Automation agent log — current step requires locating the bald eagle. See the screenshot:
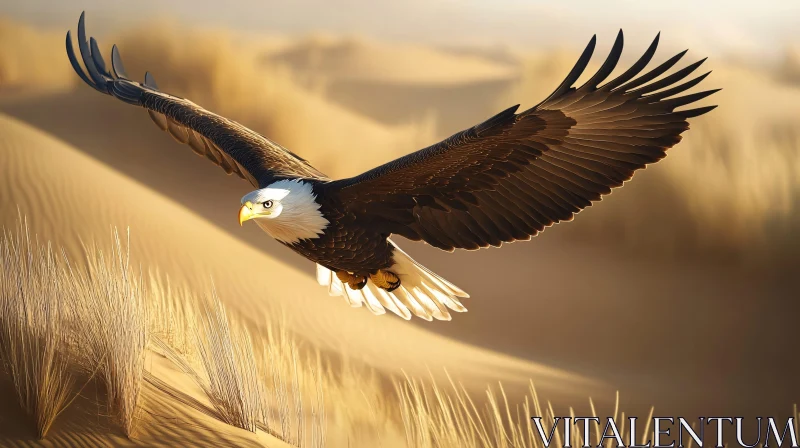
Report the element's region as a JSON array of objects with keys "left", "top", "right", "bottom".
[{"left": 66, "top": 13, "right": 718, "bottom": 321}]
